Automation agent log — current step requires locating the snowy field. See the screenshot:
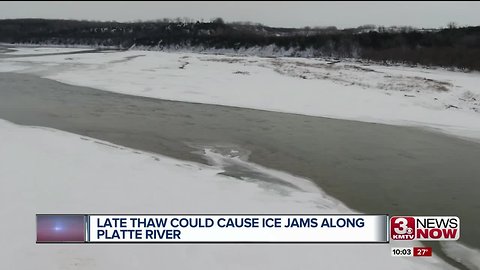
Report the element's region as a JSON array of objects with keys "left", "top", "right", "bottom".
[
  {"left": 0, "top": 119, "right": 454, "bottom": 269},
  {"left": 1, "top": 46, "right": 480, "bottom": 141}
]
